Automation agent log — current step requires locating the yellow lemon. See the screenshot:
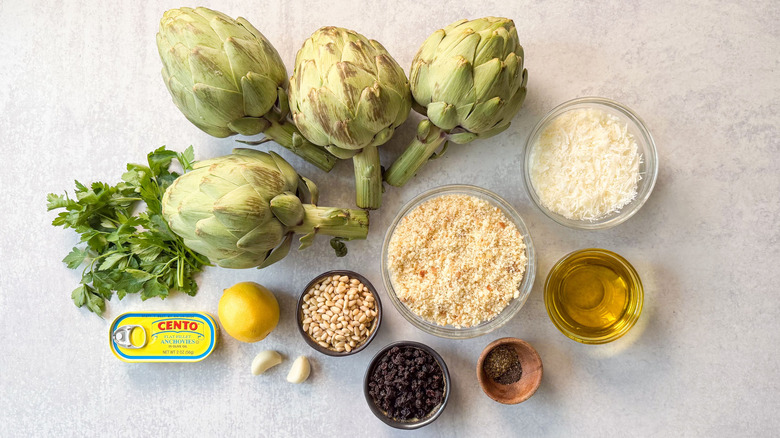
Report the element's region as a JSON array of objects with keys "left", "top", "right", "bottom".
[{"left": 218, "top": 282, "right": 280, "bottom": 343}]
